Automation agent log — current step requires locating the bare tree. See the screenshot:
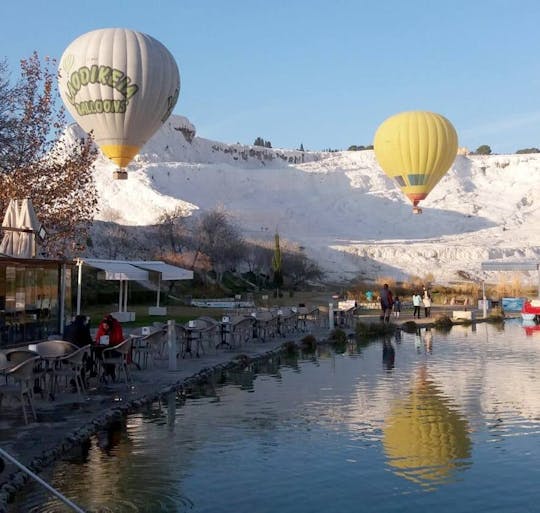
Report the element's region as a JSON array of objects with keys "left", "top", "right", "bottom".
[
  {"left": 0, "top": 53, "right": 97, "bottom": 257},
  {"left": 282, "top": 245, "right": 323, "bottom": 289},
  {"left": 155, "top": 205, "right": 190, "bottom": 255},
  {"left": 191, "top": 209, "right": 246, "bottom": 283}
]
